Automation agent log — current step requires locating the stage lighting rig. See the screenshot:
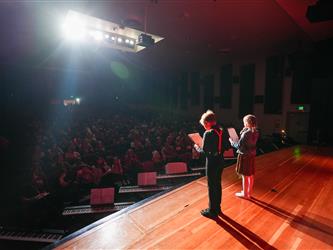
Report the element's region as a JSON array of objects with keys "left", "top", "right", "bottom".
[
  {"left": 137, "top": 33, "right": 155, "bottom": 47},
  {"left": 62, "top": 10, "right": 164, "bottom": 53}
]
